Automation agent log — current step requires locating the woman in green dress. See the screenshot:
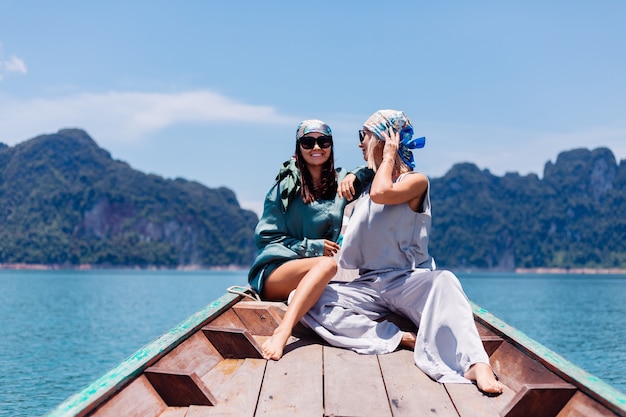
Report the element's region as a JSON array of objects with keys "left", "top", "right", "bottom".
[{"left": 248, "top": 119, "right": 373, "bottom": 360}]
